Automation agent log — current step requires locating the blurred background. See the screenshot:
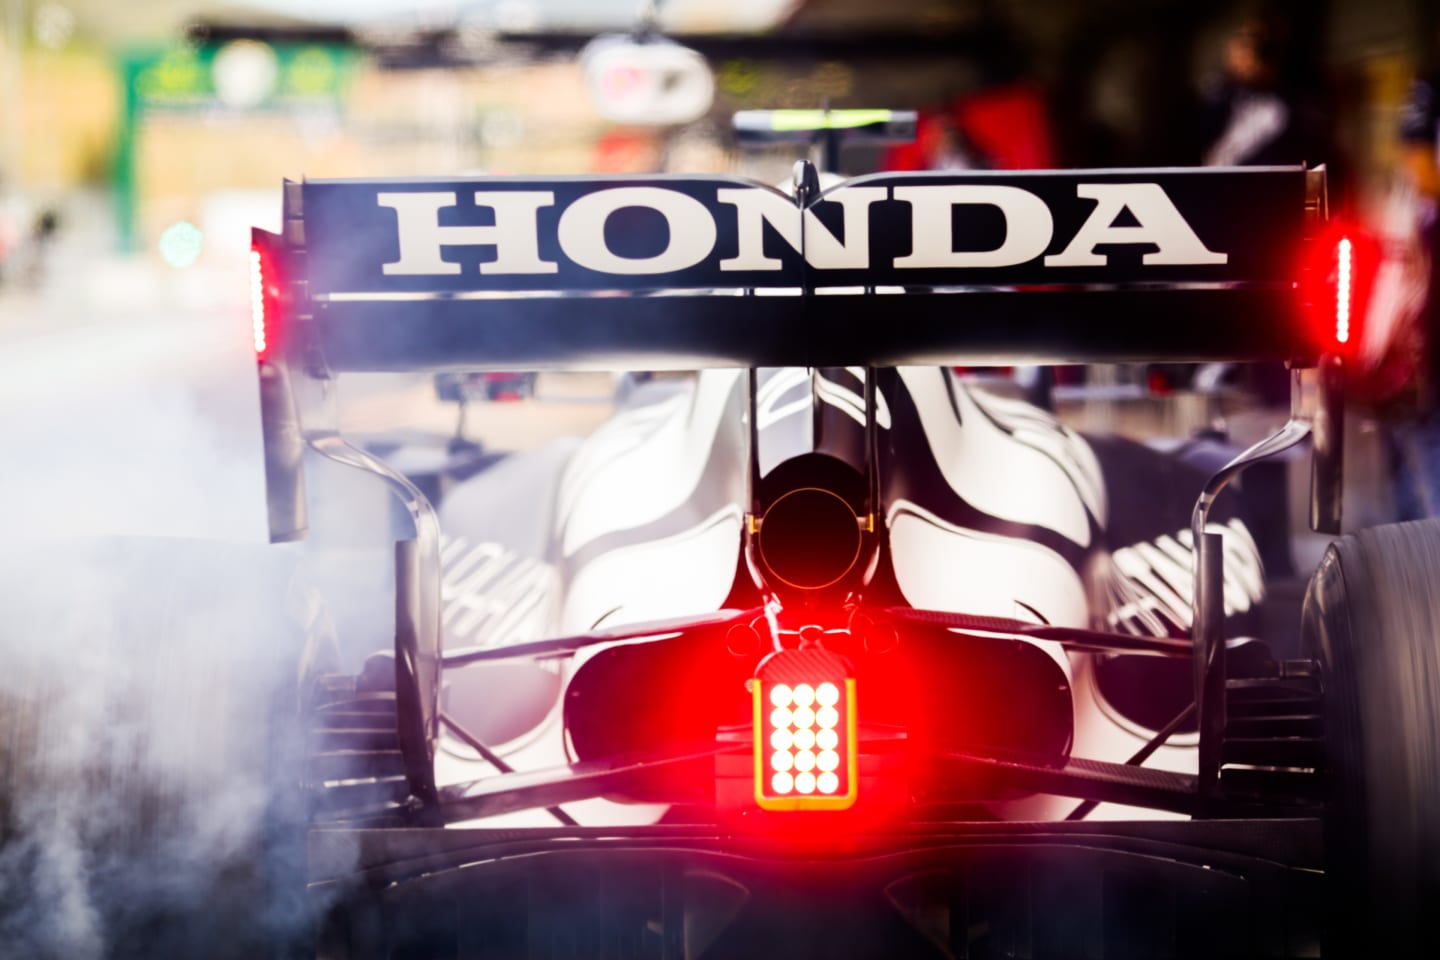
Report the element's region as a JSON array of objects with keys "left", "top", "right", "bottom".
[
  {"left": 0, "top": 2, "right": 1435, "bottom": 955},
  {"left": 0, "top": 0, "right": 1428, "bottom": 539},
  {"left": 0, "top": 0, "right": 1430, "bottom": 312}
]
